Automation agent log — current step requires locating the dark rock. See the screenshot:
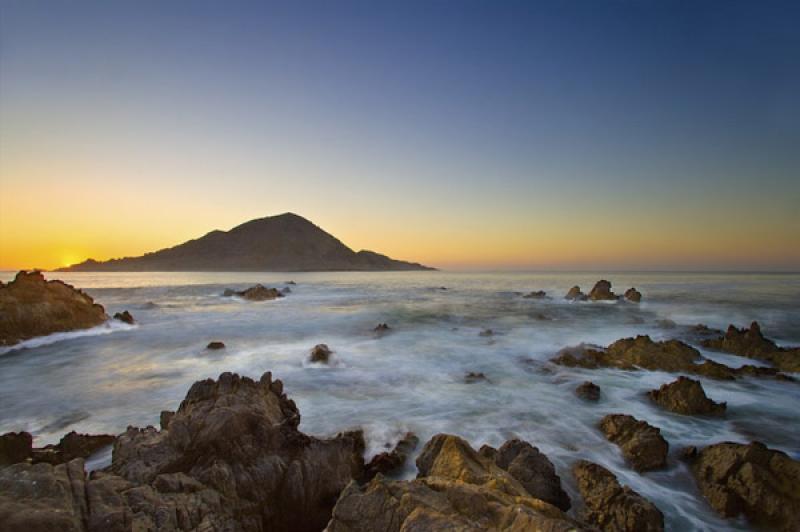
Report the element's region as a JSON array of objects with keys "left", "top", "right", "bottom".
[
  {"left": 239, "top": 284, "right": 283, "bottom": 301},
  {"left": 222, "top": 288, "right": 236, "bottom": 297},
  {"left": 373, "top": 323, "right": 390, "bottom": 332},
  {"left": 0, "top": 432, "right": 32, "bottom": 466},
  {"left": 599, "top": 414, "right": 668, "bottom": 472},
  {"left": 112, "top": 310, "right": 135, "bottom": 324},
  {"left": 159, "top": 410, "right": 174, "bottom": 431},
  {"left": 565, "top": 285, "right": 587, "bottom": 301},
  {"left": 363, "top": 433, "right": 419, "bottom": 481},
  {"left": 647, "top": 377, "right": 726, "bottom": 415},
  {"left": 702, "top": 321, "right": 800, "bottom": 373},
  {"left": 624, "top": 287, "right": 642, "bottom": 302},
  {"left": 479, "top": 328, "right": 494, "bottom": 337},
  {"left": 309, "top": 343, "right": 332, "bottom": 363},
  {"left": 589, "top": 280, "right": 617, "bottom": 301},
  {"left": 281, "top": 286, "right": 292, "bottom": 294},
  {"left": 523, "top": 290, "right": 548, "bottom": 299},
  {"left": 687, "top": 441, "right": 800, "bottom": 531},
  {"left": 286, "top": 281, "right": 296, "bottom": 285},
  {"left": 0, "top": 271, "right": 108, "bottom": 346},
  {"left": 464, "top": 371, "right": 487, "bottom": 383},
  {"left": 206, "top": 341, "right": 225, "bottom": 350},
  {"left": 573, "top": 459, "right": 664, "bottom": 531},
  {"left": 31, "top": 432, "right": 115, "bottom": 465},
  {"left": 575, "top": 381, "right": 601, "bottom": 401}
]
